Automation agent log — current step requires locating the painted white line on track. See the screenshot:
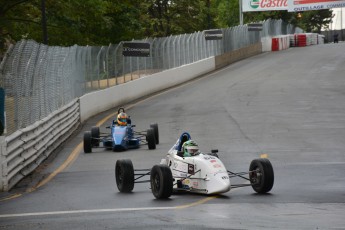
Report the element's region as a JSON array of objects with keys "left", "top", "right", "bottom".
[
  {"left": 0, "top": 207, "right": 176, "bottom": 218},
  {"left": 0, "top": 196, "right": 219, "bottom": 218}
]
